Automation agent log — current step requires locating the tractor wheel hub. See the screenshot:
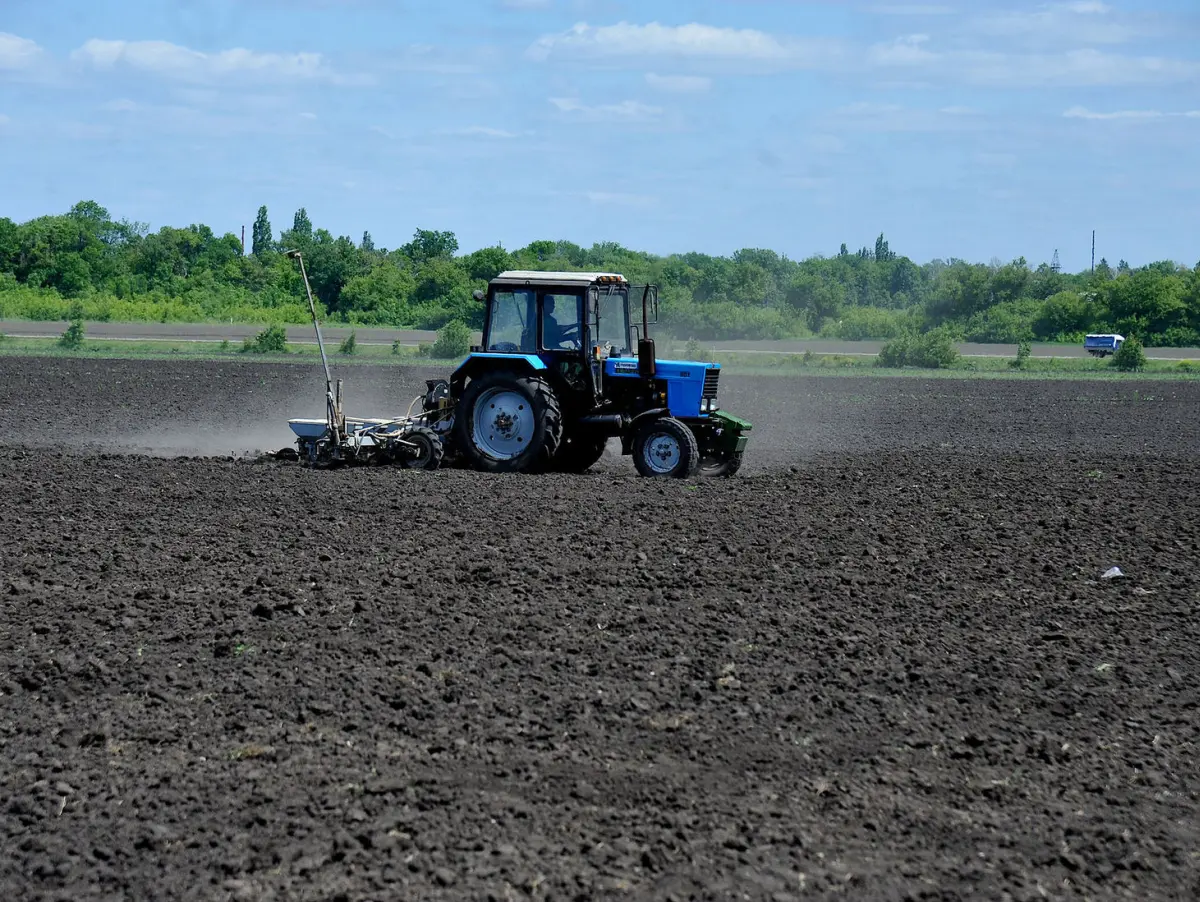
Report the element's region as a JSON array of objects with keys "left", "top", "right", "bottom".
[{"left": 473, "top": 388, "right": 532, "bottom": 460}]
